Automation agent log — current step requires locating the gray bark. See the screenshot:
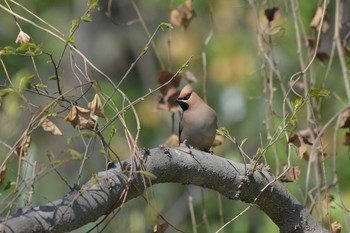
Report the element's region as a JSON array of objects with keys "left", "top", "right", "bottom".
[{"left": 0, "top": 147, "right": 328, "bottom": 233}]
